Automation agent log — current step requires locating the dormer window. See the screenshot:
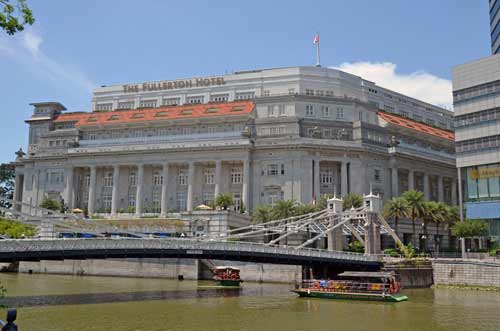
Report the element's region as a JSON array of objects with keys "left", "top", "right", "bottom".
[
  {"left": 108, "top": 114, "right": 120, "bottom": 121},
  {"left": 155, "top": 111, "right": 169, "bottom": 117},
  {"left": 131, "top": 113, "right": 145, "bottom": 119}
]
